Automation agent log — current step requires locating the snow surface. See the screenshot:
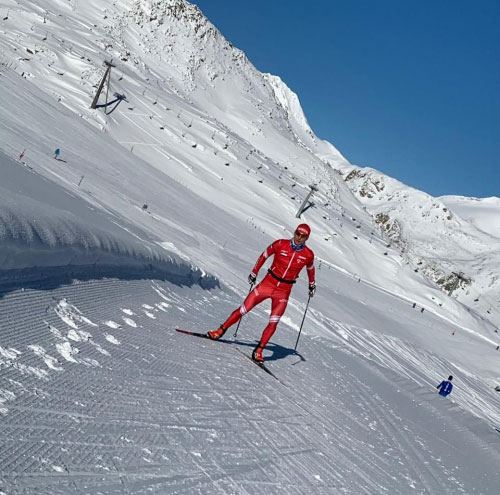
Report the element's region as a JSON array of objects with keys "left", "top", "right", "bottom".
[
  {"left": 0, "top": 0, "right": 499, "bottom": 493},
  {"left": 440, "top": 195, "right": 500, "bottom": 240},
  {"left": 339, "top": 166, "right": 500, "bottom": 327}
]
